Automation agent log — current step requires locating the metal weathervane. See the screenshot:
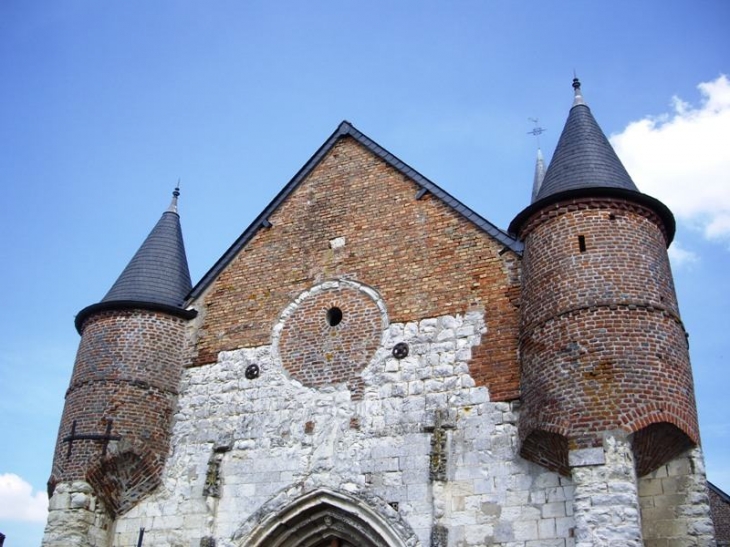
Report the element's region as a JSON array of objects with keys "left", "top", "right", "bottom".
[{"left": 527, "top": 117, "right": 546, "bottom": 146}]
